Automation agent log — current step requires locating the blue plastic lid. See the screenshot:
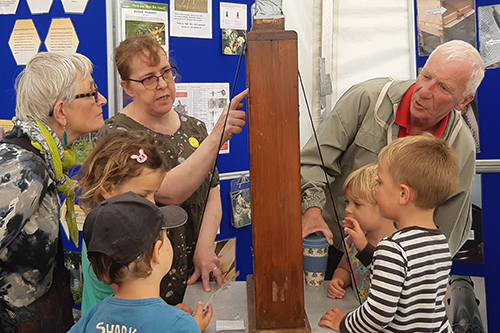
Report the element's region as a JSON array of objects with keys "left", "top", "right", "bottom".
[{"left": 303, "top": 234, "right": 329, "bottom": 249}]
